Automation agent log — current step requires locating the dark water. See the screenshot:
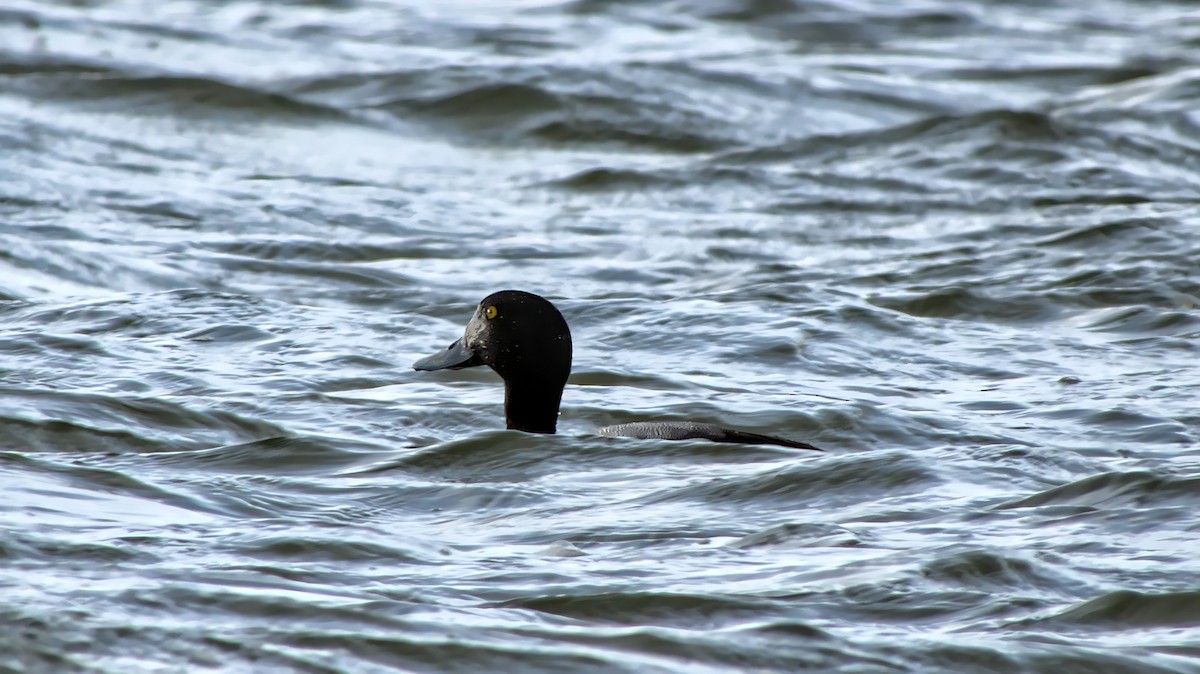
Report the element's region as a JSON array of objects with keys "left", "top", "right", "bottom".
[{"left": 2, "top": 0, "right": 1200, "bottom": 672}]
